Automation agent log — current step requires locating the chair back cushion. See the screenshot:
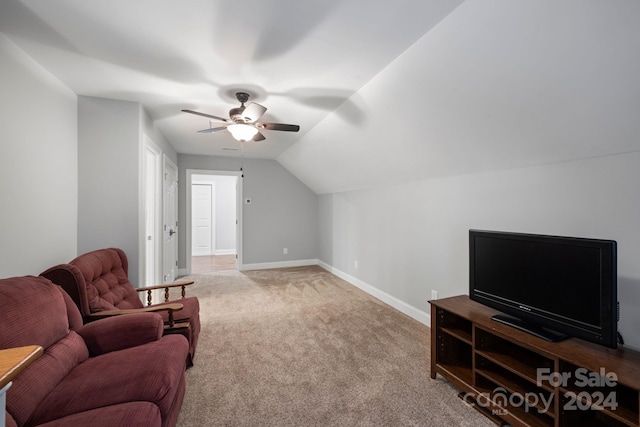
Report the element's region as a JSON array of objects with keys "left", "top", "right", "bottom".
[
  {"left": 40, "top": 263, "right": 92, "bottom": 318},
  {"left": 70, "top": 248, "right": 143, "bottom": 311},
  {"left": 0, "top": 276, "right": 70, "bottom": 349},
  {"left": 0, "top": 276, "right": 89, "bottom": 426}
]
